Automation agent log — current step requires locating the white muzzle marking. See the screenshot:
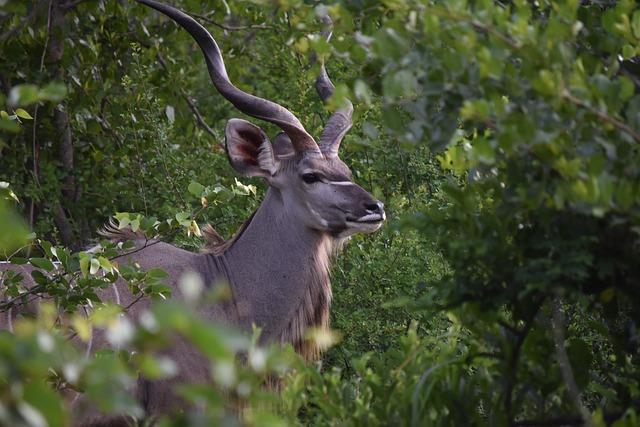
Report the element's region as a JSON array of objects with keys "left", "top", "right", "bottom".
[{"left": 356, "top": 213, "right": 385, "bottom": 222}]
